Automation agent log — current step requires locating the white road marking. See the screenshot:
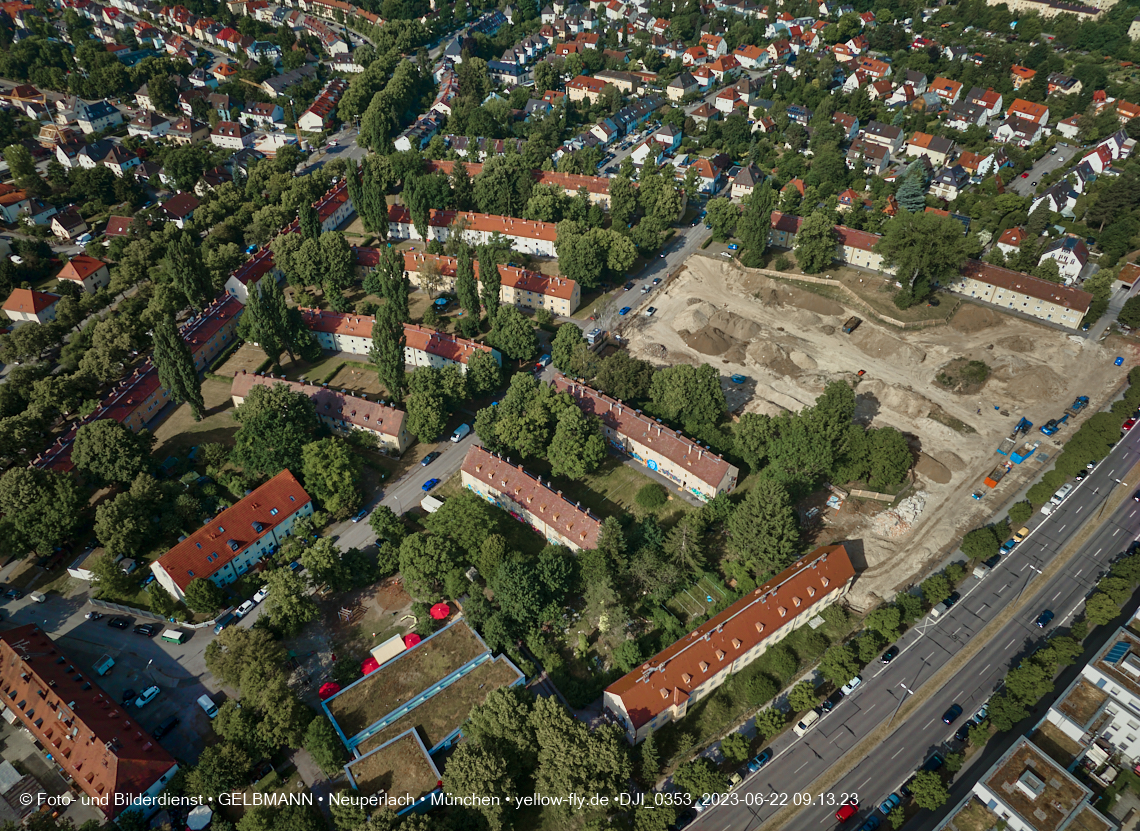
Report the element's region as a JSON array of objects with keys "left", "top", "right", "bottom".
[
  {"left": 1059, "top": 524, "right": 1067, "bottom": 531},
  {"left": 1116, "top": 528, "right": 1123, "bottom": 536},
  {"left": 891, "top": 747, "right": 904, "bottom": 759},
  {"left": 796, "top": 759, "right": 811, "bottom": 774},
  {"left": 1076, "top": 568, "right": 1083, "bottom": 577},
  {"left": 1096, "top": 548, "right": 1104, "bottom": 556},
  {"left": 1053, "top": 590, "right": 1062, "bottom": 600},
  {"left": 1006, "top": 638, "right": 1016, "bottom": 648},
  {"left": 925, "top": 719, "right": 936, "bottom": 729},
  {"left": 980, "top": 664, "right": 990, "bottom": 675},
  {"left": 1076, "top": 505, "right": 1084, "bottom": 513}
]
